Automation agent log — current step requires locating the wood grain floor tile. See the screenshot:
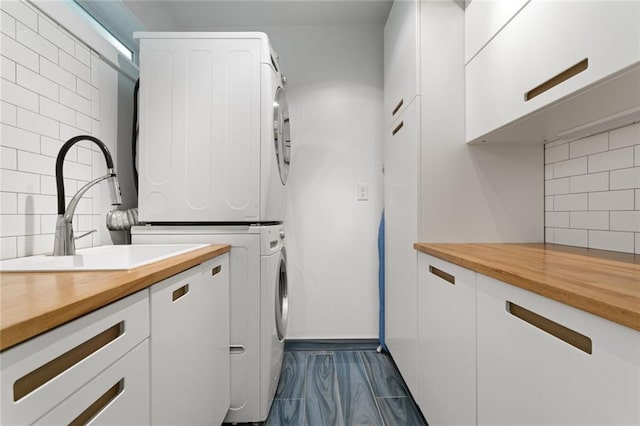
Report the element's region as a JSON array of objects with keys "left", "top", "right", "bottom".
[
  {"left": 335, "top": 351, "right": 384, "bottom": 426},
  {"left": 361, "top": 351, "right": 409, "bottom": 398},
  {"left": 275, "top": 351, "right": 306, "bottom": 399},
  {"left": 305, "top": 353, "right": 345, "bottom": 426}
]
